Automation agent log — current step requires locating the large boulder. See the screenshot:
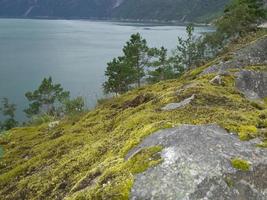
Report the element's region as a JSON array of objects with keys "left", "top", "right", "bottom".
[
  {"left": 127, "top": 125, "right": 267, "bottom": 200},
  {"left": 236, "top": 70, "right": 267, "bottom": 100}
]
